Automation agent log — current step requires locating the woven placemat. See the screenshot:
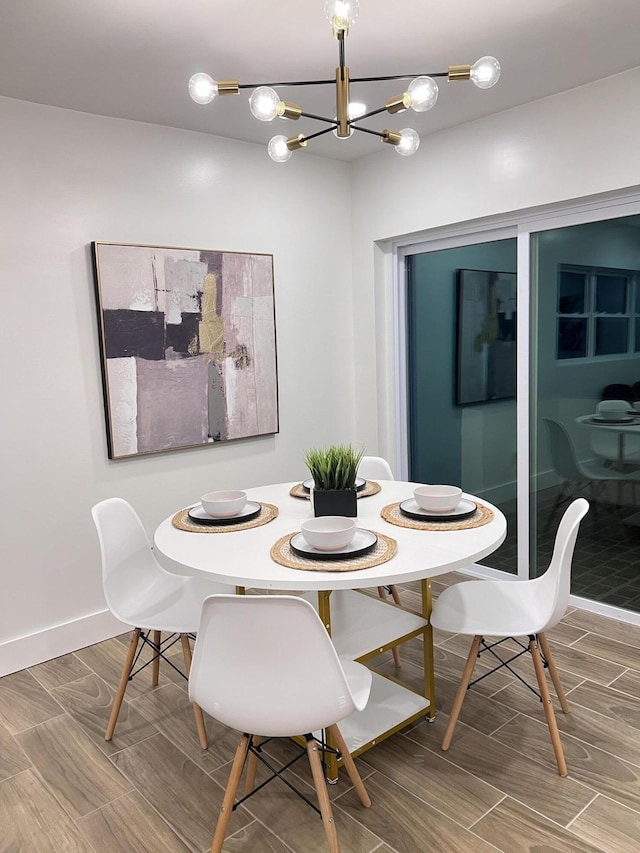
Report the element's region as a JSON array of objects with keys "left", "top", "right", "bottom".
[
  {"left": 270, "top": 530, "right": 397, "bottom": 572},
  {"left": 172, "top": 503, "right": 279, "bottom": 533},
  {"left": 381, "top": 502, "right": 494, "bottom": 531},
  {"left": 289, "top": 480, "right": 382, "bottom": 500}
]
